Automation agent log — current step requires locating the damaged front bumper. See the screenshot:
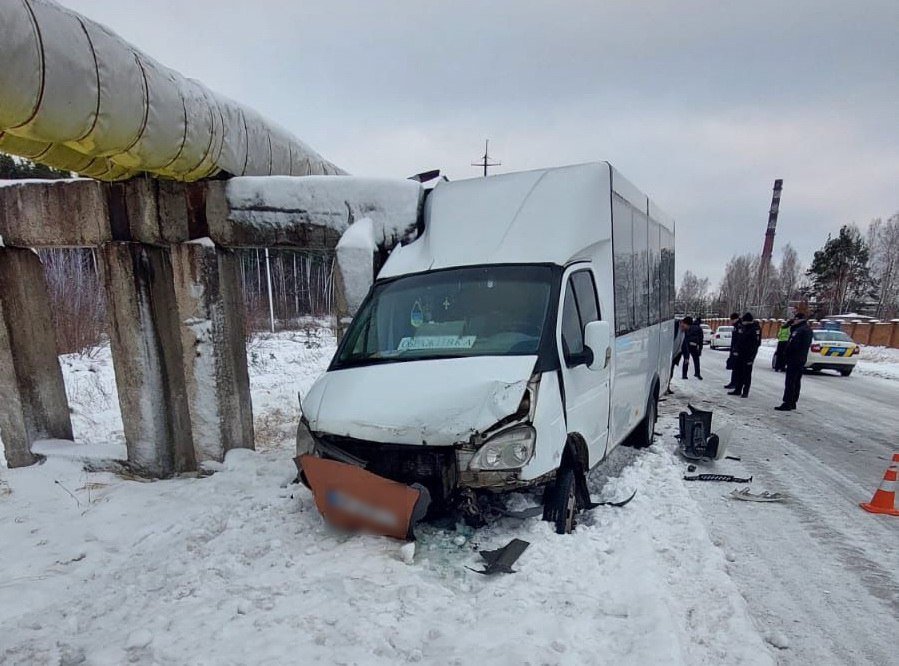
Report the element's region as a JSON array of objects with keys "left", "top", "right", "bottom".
[
  {"left": 307, "top": 431, "right": 550, "bottom": 511},
  {"left": 300, "top": 373, "right": 551, "bottom": 516}
]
